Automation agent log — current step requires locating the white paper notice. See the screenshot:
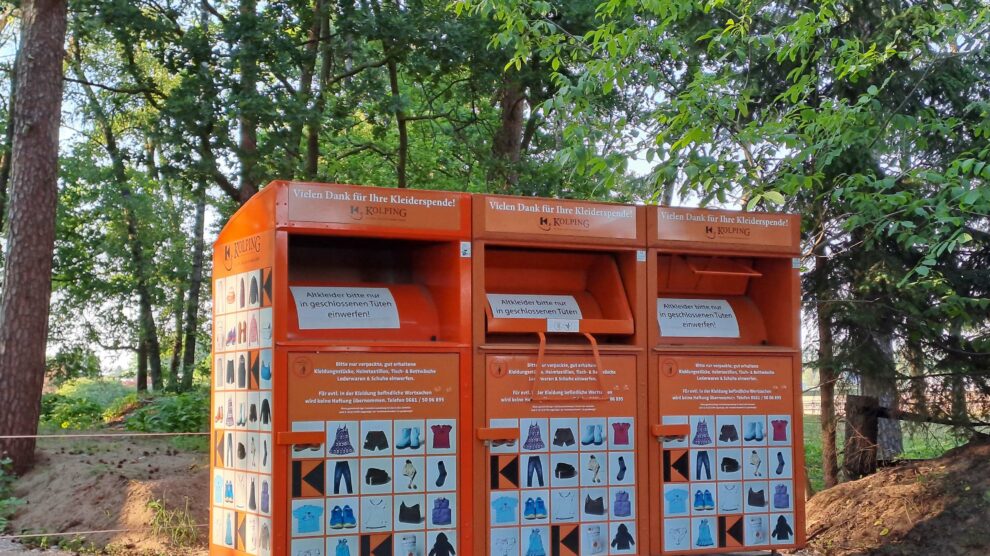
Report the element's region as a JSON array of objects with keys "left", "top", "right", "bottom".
[
  {"left": 290, "top": 286, "right": 400, "bottom": 329},
  {"left": 487, "top": 294, "right": 583, "bottom": 320},
  {"left": 657, "top": 298, "right": 740, "bottom": 338}
]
